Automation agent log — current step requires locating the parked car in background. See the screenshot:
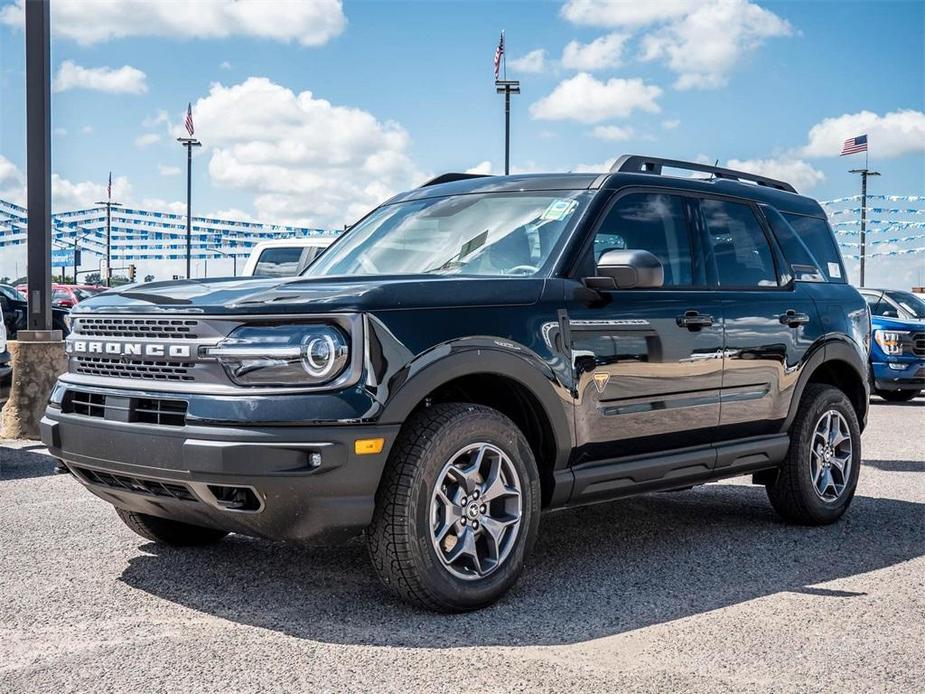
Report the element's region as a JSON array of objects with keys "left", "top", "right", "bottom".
[
  {"left": 14, "top": 283, "right": 92, "bottom": 309},
  {"left": 0, "top": 284, "right": 70, "bottom": 339},
  {"left": 861, "top": 288, "right": 925, "bottom": 402},
  {"left": 242, "top": 238, "right": 335, "bottom": 277},
  {"left": 77, "top": 285, "right": 108, "bottom": 297},
  {"left": 0, "top": 303, "right": 10, "bottom": 407}
]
